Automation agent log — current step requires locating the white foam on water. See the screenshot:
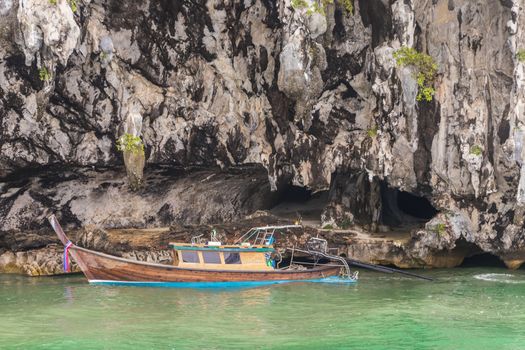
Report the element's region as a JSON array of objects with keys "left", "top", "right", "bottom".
[{"left": 474, "top": 273, "right": 525, "bottom": 284}]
